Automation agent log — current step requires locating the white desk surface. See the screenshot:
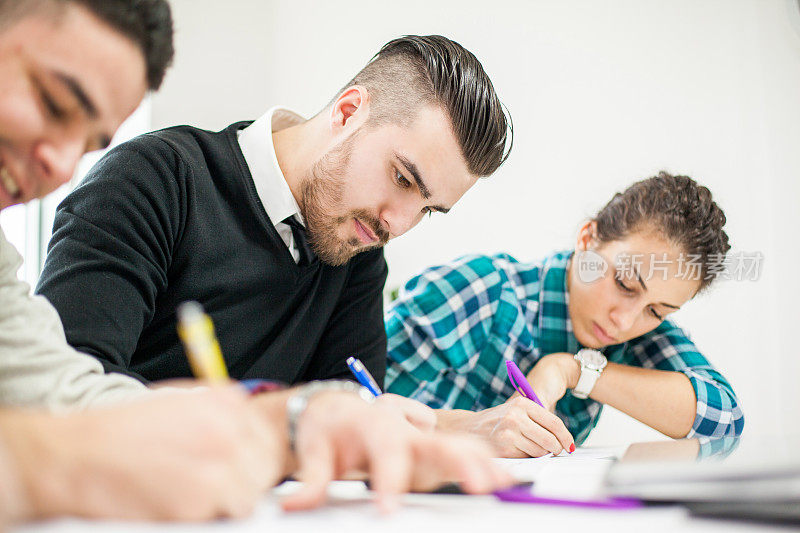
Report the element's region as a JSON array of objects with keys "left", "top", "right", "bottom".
[{"left": 14, "top": 446, "right": 789, "bottom": 533}]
